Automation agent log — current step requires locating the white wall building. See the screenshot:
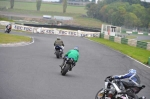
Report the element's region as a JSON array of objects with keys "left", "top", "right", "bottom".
[
  {"left": 42, "top": 0, "right": 59, "bottom": 2},
  {"left": 141, "top": 0, "right": 150, "bottom": 2}
]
